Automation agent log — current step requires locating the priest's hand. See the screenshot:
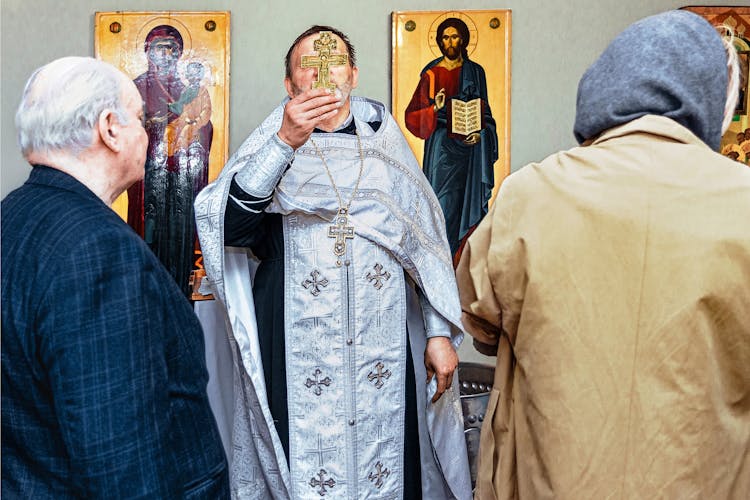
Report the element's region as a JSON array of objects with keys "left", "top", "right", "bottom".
[
  {"left": 425, "top": 336, "right": 458, "bottom": 403},
  {"left": 278, "top": 88, "right": 342, "bottom": 149}
]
